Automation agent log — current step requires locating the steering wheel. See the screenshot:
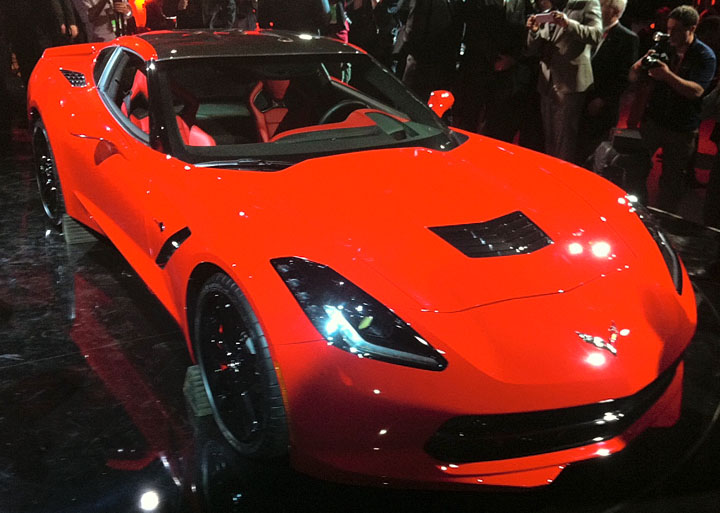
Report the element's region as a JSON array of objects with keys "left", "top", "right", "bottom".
[{"left": 318, "top": 100, "right": 368, "bottom": 124}]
